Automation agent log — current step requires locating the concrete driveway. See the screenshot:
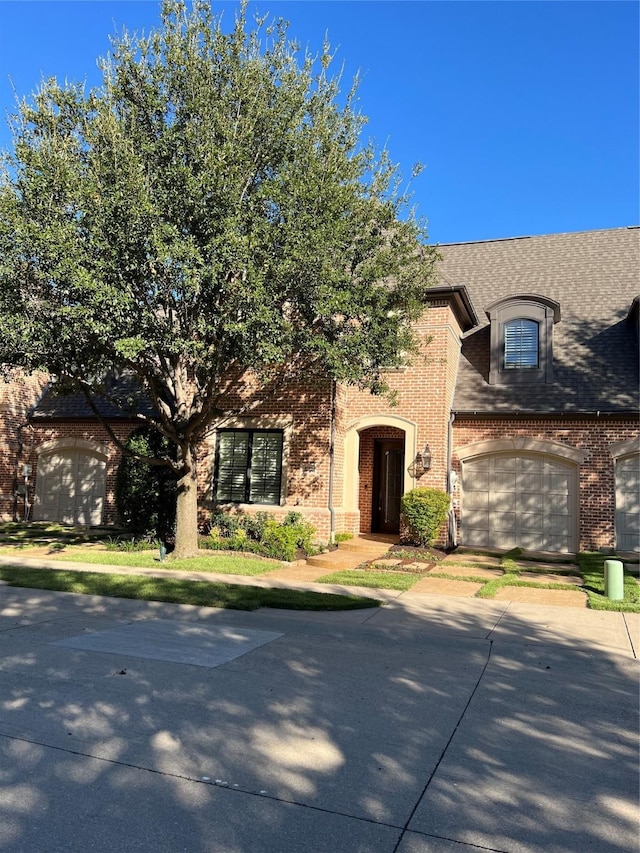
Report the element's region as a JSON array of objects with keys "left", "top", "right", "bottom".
[{"left": 0, "top": 587, "right": 638, "bottom": 852}]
